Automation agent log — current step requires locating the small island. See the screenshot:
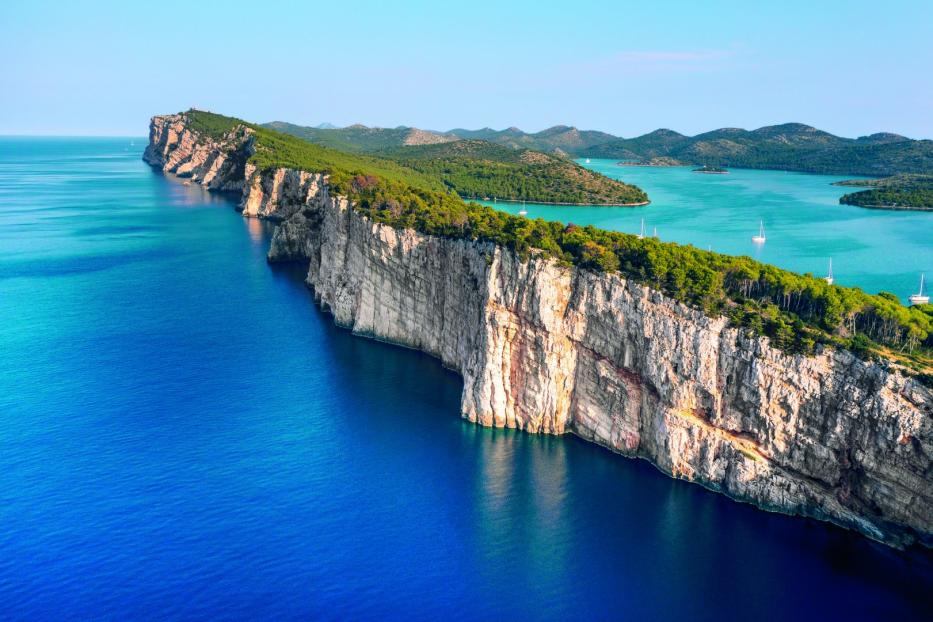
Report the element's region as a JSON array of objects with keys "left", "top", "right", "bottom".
[
  {"left": 618, "top": 156, "right": 685, "bottom": 167},
  {"left": 693, "top": 165, "right": 729, "bottom": 174},
  {"left": 834, "top": 174, "right": 933, "bottom": 211}
]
